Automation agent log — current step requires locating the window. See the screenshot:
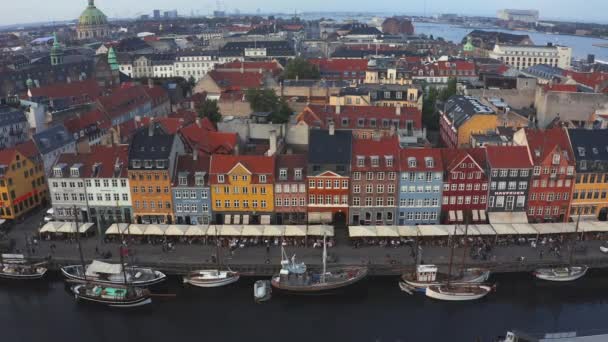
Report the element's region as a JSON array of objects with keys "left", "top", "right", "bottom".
[
  {"left": 519, "top": 182, "right": 527, "bottom": 190},
  {"left": 279, "top": 169, "right": 287, "bottom": 180},
  {"left": 353, "top": 172, "right": 361, "bottom": 181},
  {"left": 356, "top": 156, "right": 365, "bottom": 167},
  {"left": 533, "top": 166, "right": 541, "bottom": 176},
  {"left": 371, "top": 157, "right": 379, "bottom": 167},
  {"left": 218, "top": 175, "right": 225, "bottom": 183},
  {"left": 366, "top": 172, "right": 373, "bottom": 181},
  {"left": 408, "top": 158, "right": 416, "bottom": 168},
  {"left": 259, "top": 175, "right": 267, "bottom": 183},
  {"left": 309, "top": 180, "right": 315, "bottom": 188},
  {"left": 509, "top": 170, "right": 518, "bottom": 177},
  {"left": 353, "top": 197, "right": 360, "bottom": 206}
]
